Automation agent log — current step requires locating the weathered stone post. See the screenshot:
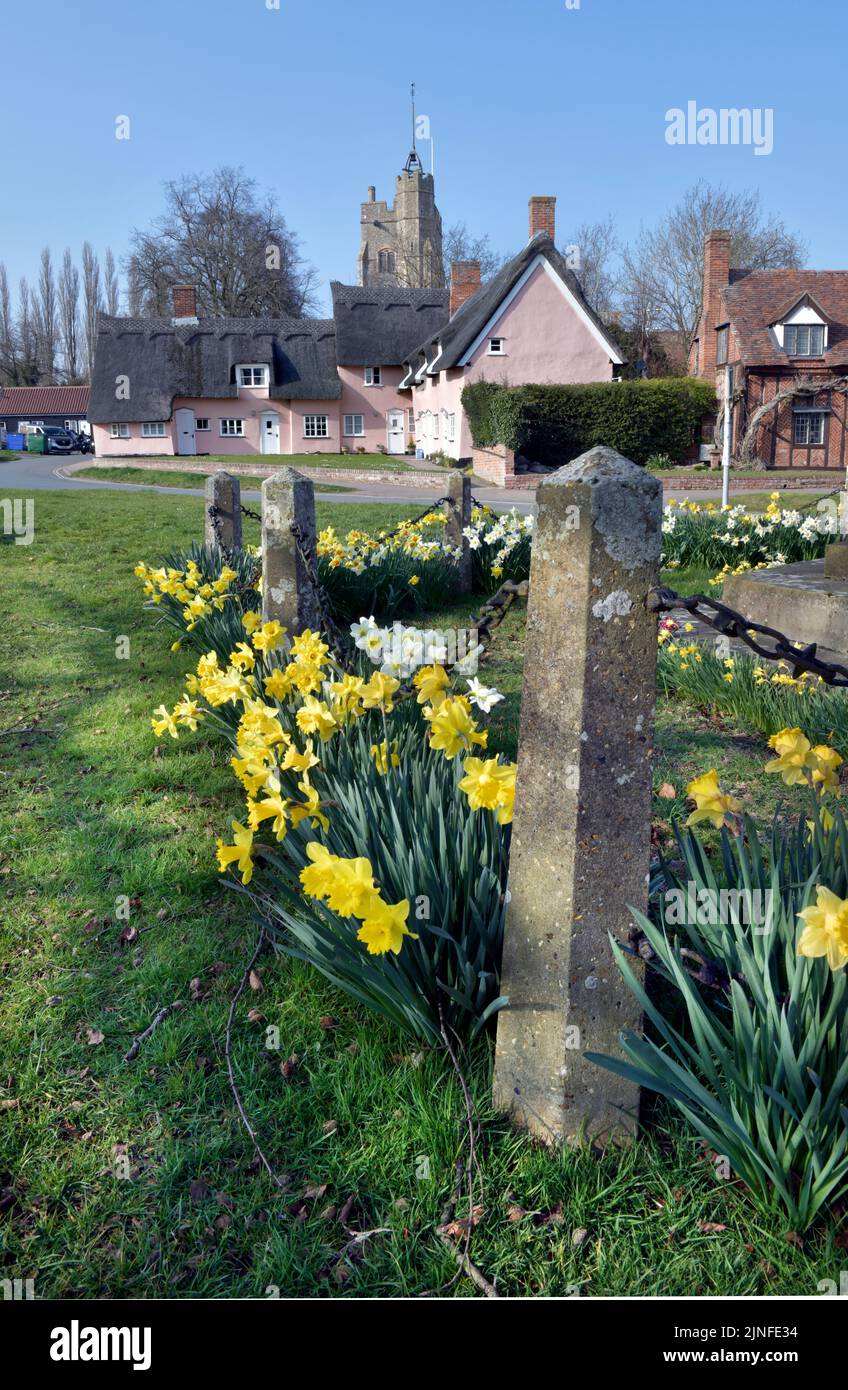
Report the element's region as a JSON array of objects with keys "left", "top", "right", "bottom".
[
  {"left": 205, "top": 471, "right": 242, "bottom": 552},
  {"left": 261, "top": 467, "right": 323, "bottom": 632},
  {"left": 444, "top": 469, "right": 472, "bottom": 595},
  {"left": 493, "top": 446, "right": 662, "bottom": 1145}
]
